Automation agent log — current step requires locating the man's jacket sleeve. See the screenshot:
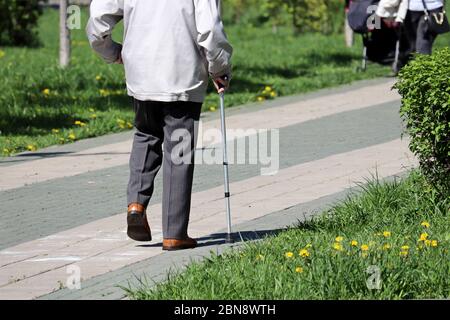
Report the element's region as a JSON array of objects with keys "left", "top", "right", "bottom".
[
  {"left": 195, "top": 0, "right": 233, "bottom": 78},
  {"left": 86, "top": 0, "right": 124, "bottom": 63}
]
